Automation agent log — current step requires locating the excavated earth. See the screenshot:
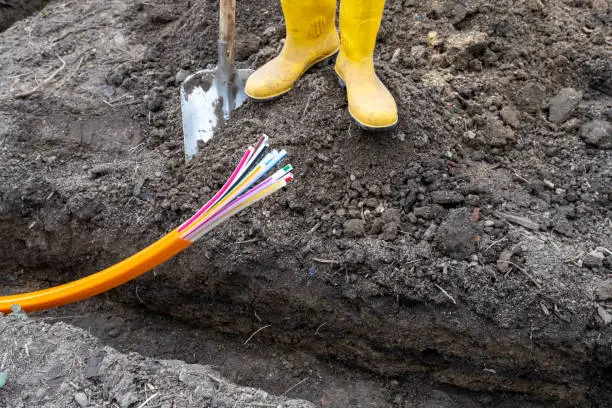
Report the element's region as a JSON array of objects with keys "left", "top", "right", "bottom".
[{"left": 1, "top": 0, "right": 611, "bottom": 407}]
